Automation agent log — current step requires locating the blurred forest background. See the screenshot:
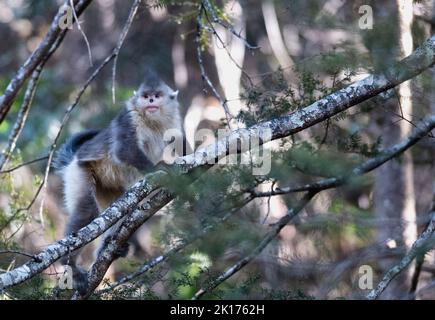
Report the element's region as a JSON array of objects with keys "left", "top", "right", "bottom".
[{"left": 0, "top": 0, "right": 435, "bottom": 300}]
